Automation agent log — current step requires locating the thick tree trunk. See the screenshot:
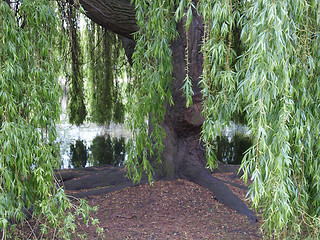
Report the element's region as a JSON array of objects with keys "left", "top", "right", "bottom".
[
  {"left": 156, "top": 13, "right": 256, "bottom": 224},
  {"left": 77, "top": 0, "right": 256, "bottom": 224}
]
